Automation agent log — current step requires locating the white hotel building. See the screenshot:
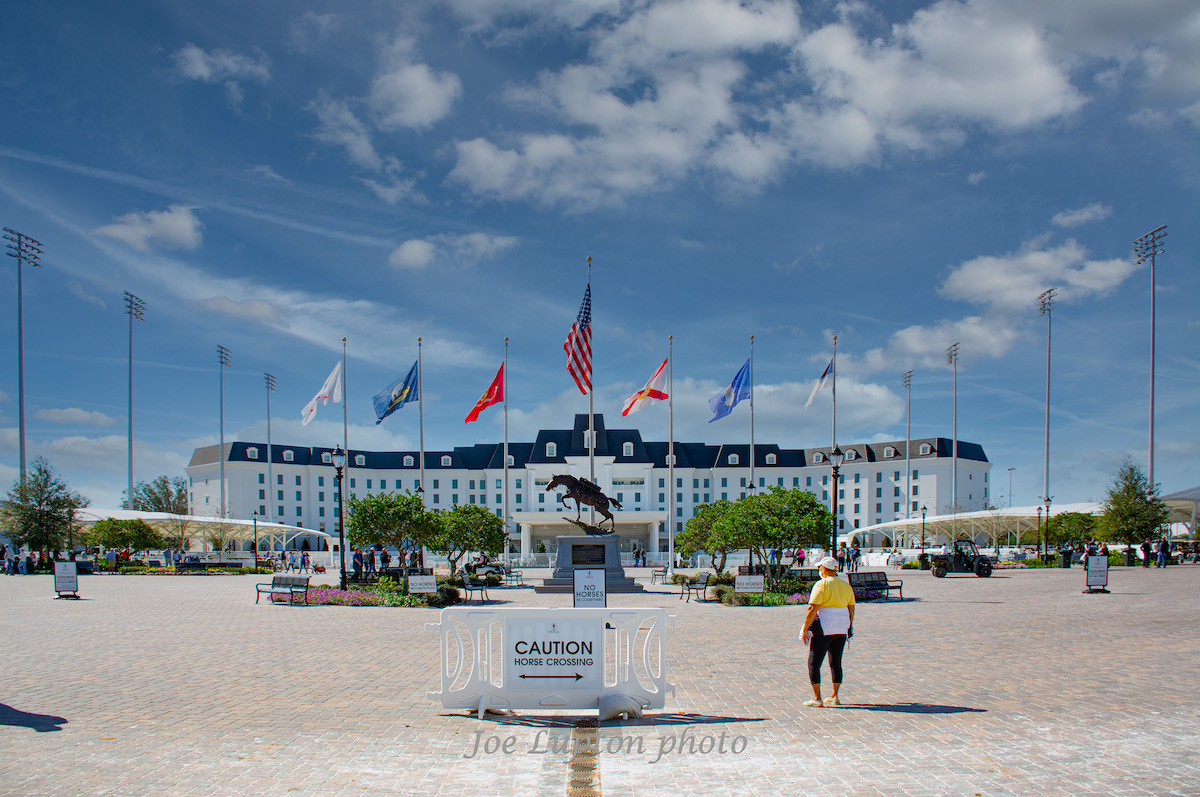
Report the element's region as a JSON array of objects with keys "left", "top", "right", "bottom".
[{"left": 186, "top": 413, "right": 991, "bottom": 557}]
